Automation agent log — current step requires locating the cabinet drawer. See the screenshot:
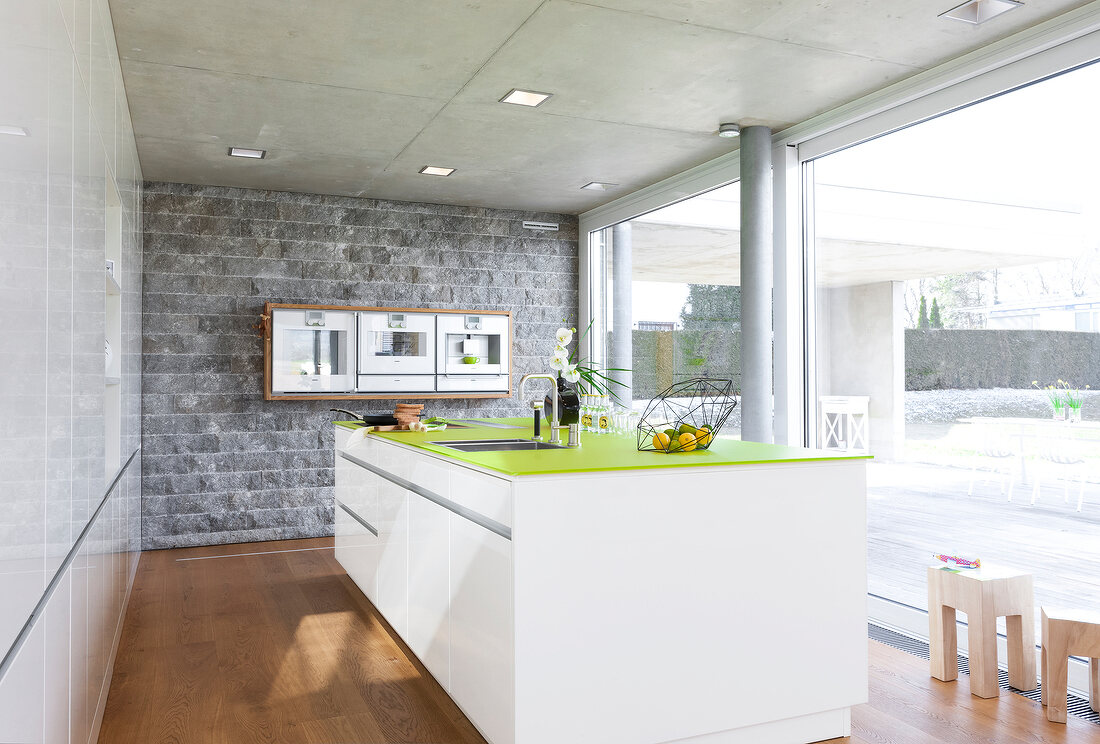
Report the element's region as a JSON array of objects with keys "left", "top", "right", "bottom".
[
  {"left": 448, "top": 467, "right": 512, "bottom": 530},
  {"left": 436, "top": 374, "right": 508, "bottom": 392},
  {"left": 357, "top": 374, "right": 435, "bottom": 393},
  {"left": 335, "top": 505, "right": 379, "bottom": 602}
]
